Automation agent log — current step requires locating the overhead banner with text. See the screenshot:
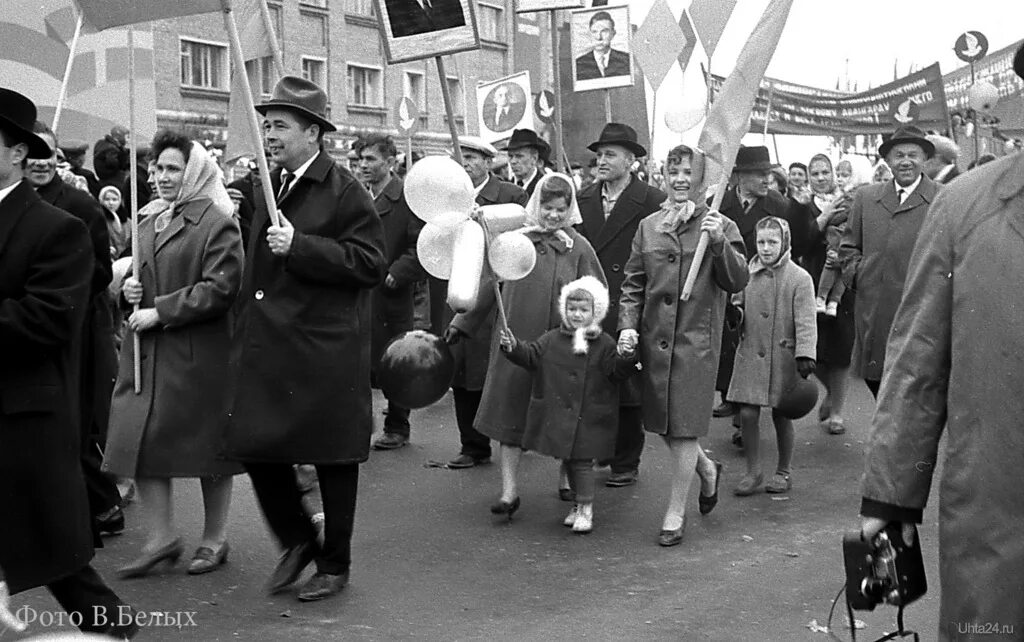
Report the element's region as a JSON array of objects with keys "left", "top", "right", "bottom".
[{"left": 709, "top": 63, "right": 950, "bottom": 136}]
